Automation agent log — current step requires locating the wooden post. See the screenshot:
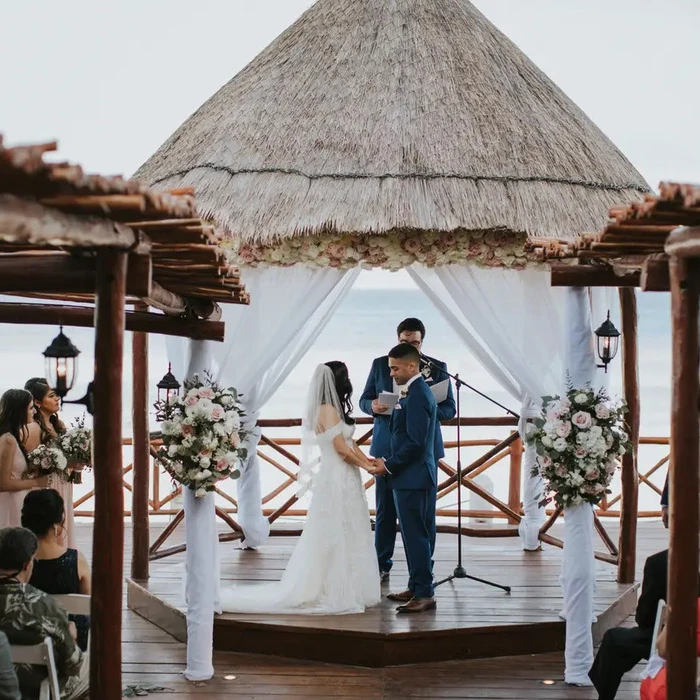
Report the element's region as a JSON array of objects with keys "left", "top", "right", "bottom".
[
  {"left": 131, "top": 301, "right": 150, "bottom": 580},
  {"left": 617, "top": 288, "right": 640, "bottom": 583},
  {"left": 507, "top": 433, "right": 523, "bottom": 525},
  {"left": 90, "top": 250, "right": 127, "bottom": 700},
  {"left": 666, "top": 256, "right": 700, "bottom": 699}
]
